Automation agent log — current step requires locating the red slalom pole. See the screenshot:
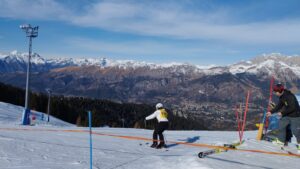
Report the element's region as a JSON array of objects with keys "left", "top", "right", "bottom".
[
  {"left": 241, "top": 90, "right": 250, "bottom": 140},
  {"left": 235, "top": 105, "right": 242, "bottom": 144}
]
